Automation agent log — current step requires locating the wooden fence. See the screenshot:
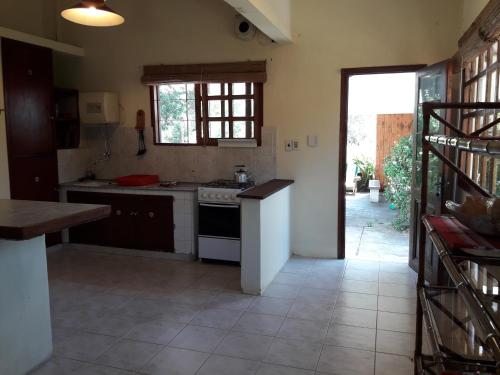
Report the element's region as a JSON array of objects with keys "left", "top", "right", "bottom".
[{"left": 376, "top": 113, "right": 413, "bottom": 188}]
